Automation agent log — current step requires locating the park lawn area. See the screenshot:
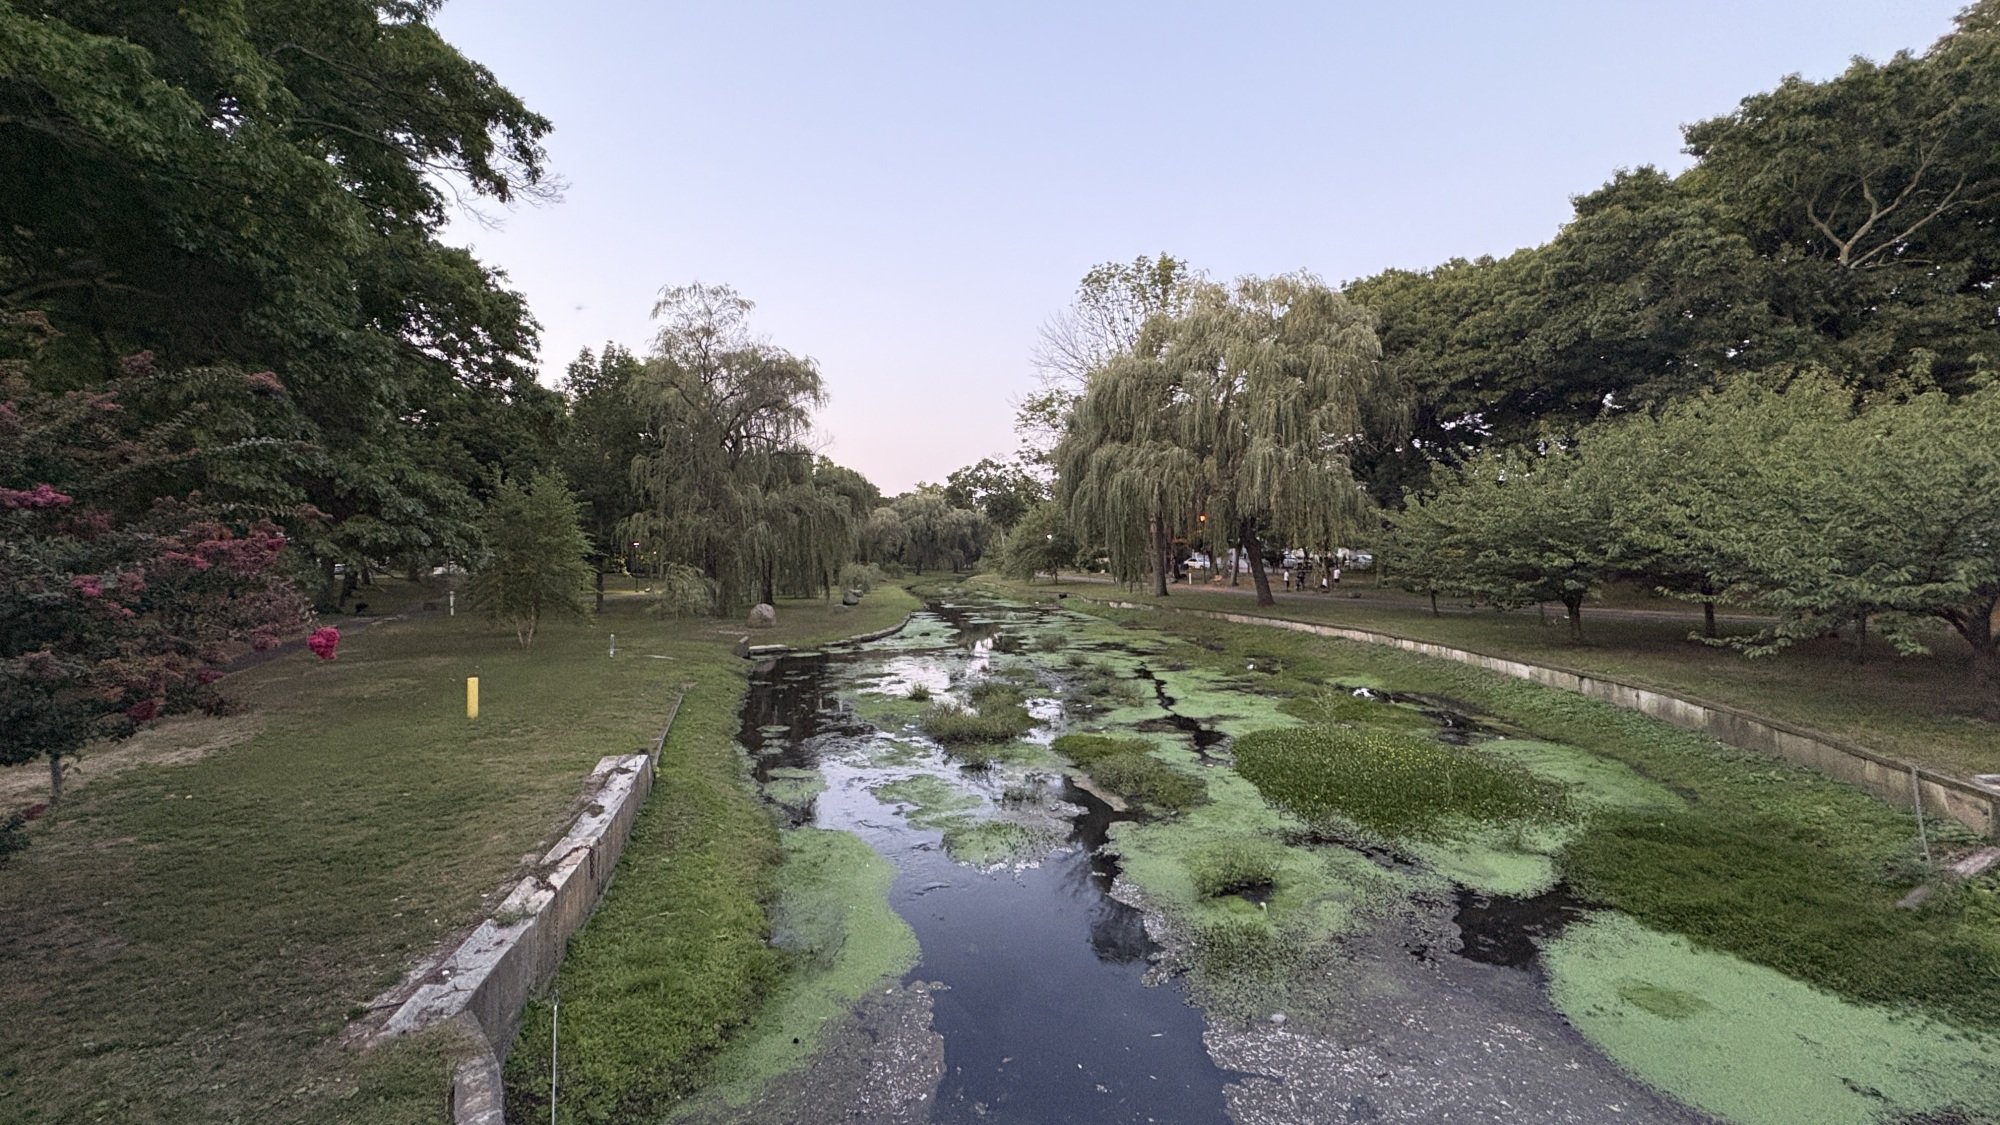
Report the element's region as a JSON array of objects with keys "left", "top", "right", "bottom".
[
  {"left": 0, "top": 581, "right": 920, "bottom": 1125},
  {"left": 1000, "top": 575, "right": 2000, "bottom": 780}
]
